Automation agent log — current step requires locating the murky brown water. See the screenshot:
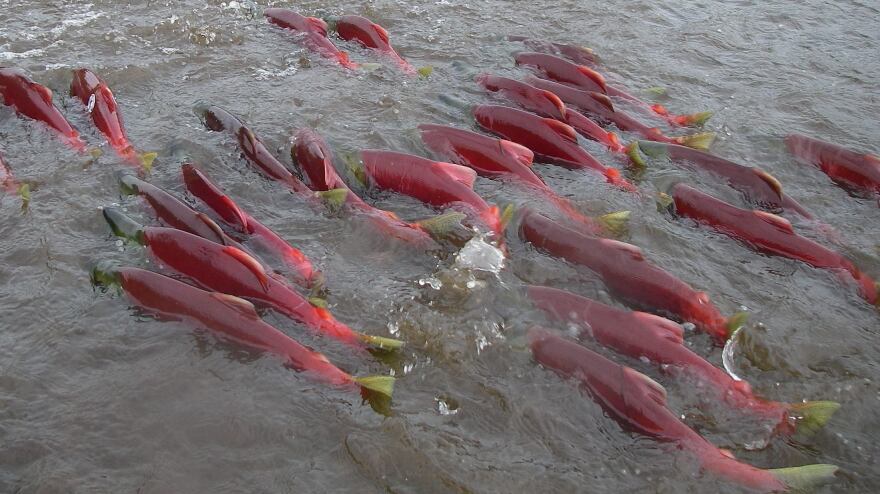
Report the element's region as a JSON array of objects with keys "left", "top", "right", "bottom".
[{"left": 2, "top": 1, "right": 879, "bottom": 492}]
